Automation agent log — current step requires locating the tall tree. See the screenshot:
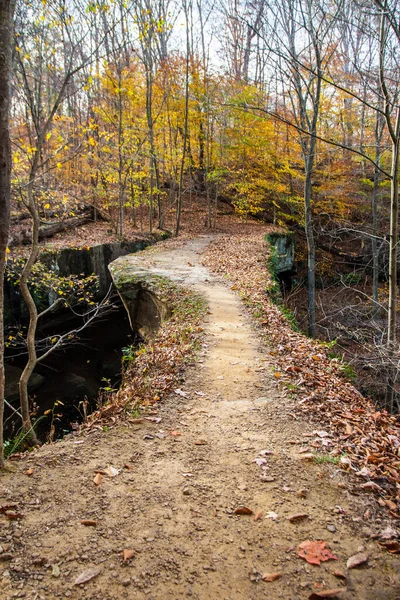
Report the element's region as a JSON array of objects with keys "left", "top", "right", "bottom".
[{"left": 0, "top": 0, "right": 13, "bottom": 466}]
